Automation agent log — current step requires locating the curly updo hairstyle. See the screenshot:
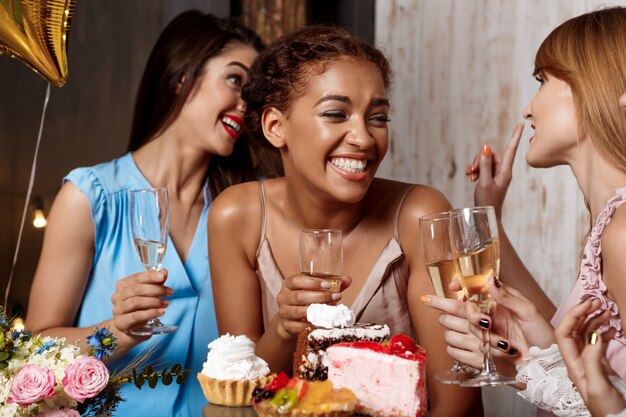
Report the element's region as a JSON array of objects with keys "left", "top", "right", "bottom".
[{"left": 242, "top": 25, "right": 392, "bottom": 142}]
